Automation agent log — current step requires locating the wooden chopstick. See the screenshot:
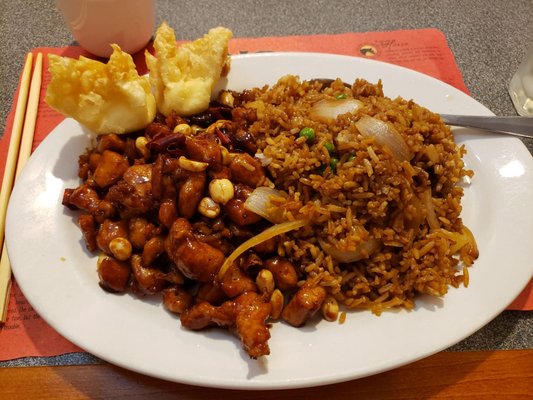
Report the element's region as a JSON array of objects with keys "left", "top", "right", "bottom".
[
  {"left": 0, "top": 52, "right": 43, "bottom": 323},
  {"left": 0, "top": 53, "right": 33, "bottom": 245}
]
